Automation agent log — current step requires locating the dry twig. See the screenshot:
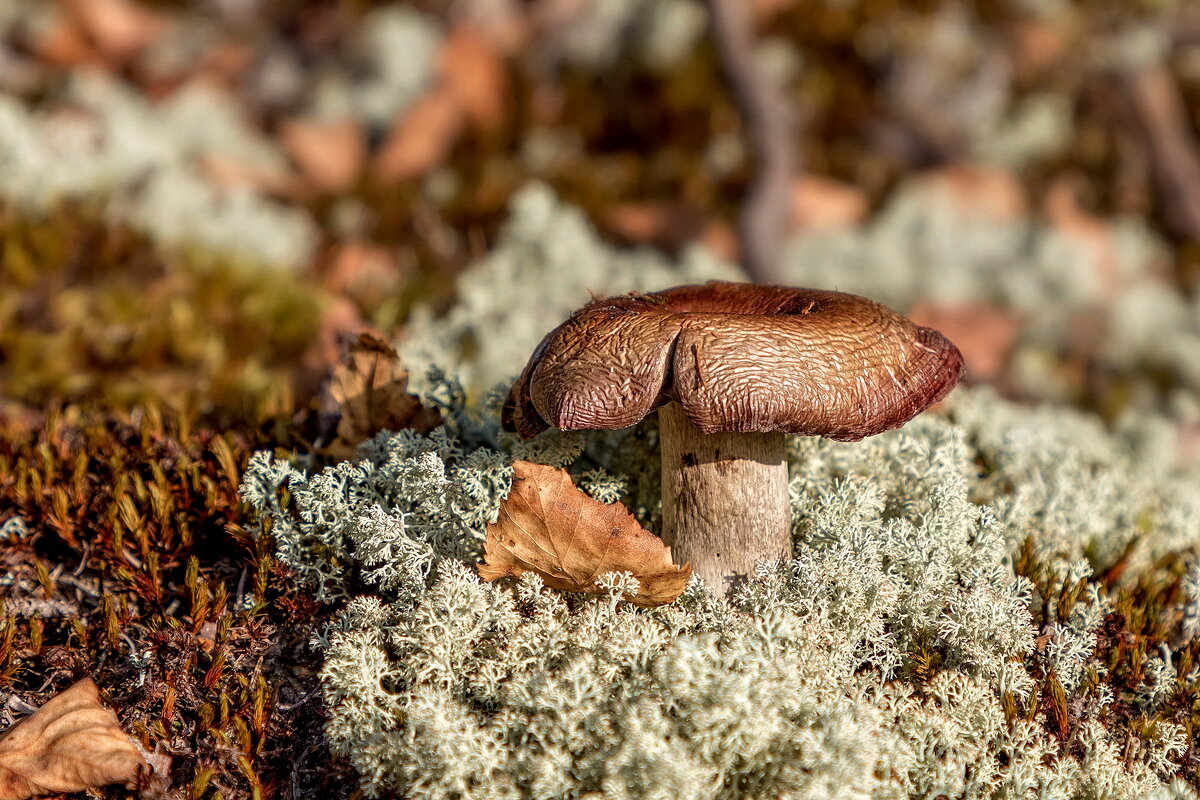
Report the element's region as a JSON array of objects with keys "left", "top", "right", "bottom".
[
  {"left": 1121, "top": 61, "right": 1200, "bottom": 241},
  {"left": 707, "top": 0, "right": 796, "bottom": 283}
]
